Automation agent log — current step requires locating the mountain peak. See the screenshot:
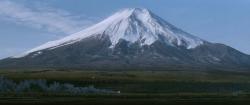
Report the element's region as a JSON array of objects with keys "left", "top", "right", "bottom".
[
  {"left": 119, "top": 8, "right": 151, "bottom": 14},
  {"left": 14, "top": 8, "right": 204, "bottom": 58},
  {"left": 114, "top": 8, "right": 152, "bottom": 21}
]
